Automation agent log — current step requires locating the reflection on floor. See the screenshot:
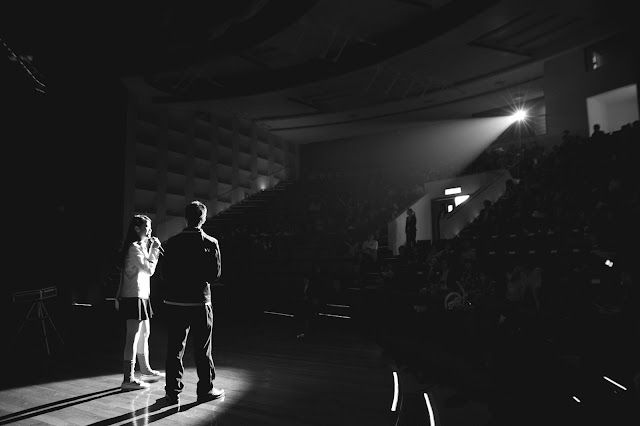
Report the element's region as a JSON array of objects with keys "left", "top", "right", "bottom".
[
  {"left": 3, "top": 292, "right": 639, "bottom": 426},
  {"left": 2, "top": 302, "right": 397, "bottom": 426}
]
